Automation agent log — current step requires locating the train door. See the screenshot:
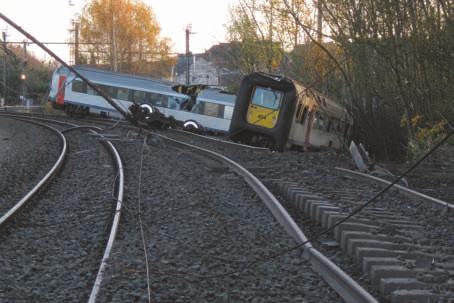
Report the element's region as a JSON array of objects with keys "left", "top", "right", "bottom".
[
  {"left": 56, "top": 75, "right": 66, "bottom": 106},
  {"left": 246, "top": 86, "right": 282, "bottom": 128}
]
